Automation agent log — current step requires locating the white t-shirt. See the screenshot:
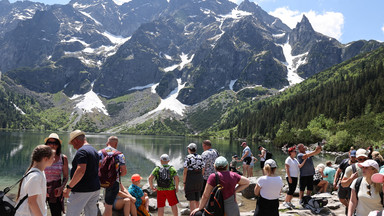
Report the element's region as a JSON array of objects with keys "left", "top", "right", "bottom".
[
  {"left": 260, "top": 149, "right": 266, "bottom": 162},
  {"left": 350, "top": 177, "right": 383, "bottom": 216},
  {"left": 15, "top": 168, "right": 47, "bottom": 216},
  {"left": 285, "top": 156, "right": 300, "bottom": 178},
  {"left": 257, "top": 176, "right": 283, "bottom": 200}
]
